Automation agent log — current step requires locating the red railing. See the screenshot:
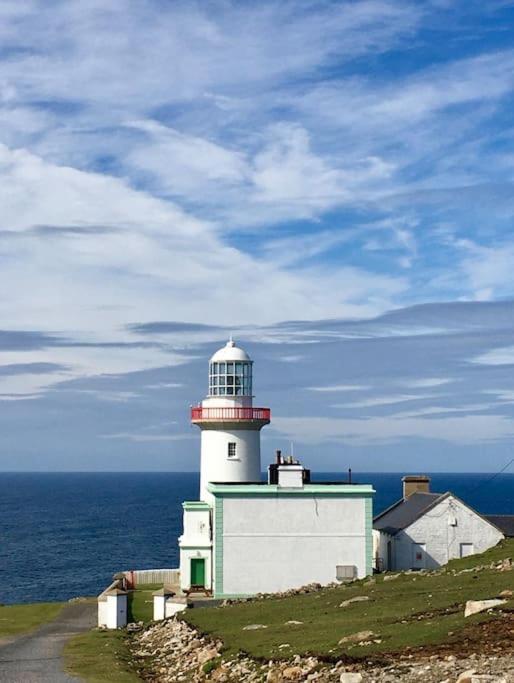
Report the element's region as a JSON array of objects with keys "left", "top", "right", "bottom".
[{"left": 191, "top": 407, "right": 271, "bottom": 422}]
